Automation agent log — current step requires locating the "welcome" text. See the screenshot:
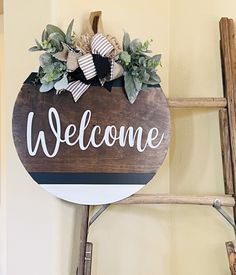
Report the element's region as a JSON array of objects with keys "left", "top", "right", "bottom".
[{"left": 27, "top": 107, "right": 165, "bottom": 158}]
